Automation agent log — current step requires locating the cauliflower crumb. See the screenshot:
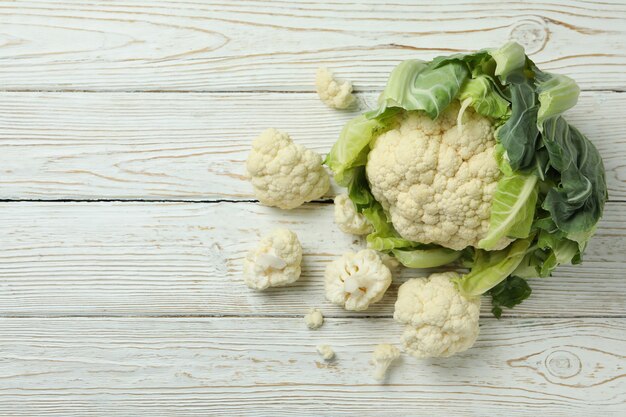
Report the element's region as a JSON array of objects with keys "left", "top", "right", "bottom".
[
  {"left": 316, "top": 344, "right": 335, "bottom": 361},
  {"left": 304, "top": 308, "right": 324, "bottom": 329},
  {"left": 243, "top": 229, "right": 302, "bottom": 290},
  {"left": 334, "top": 194, "right": 373, "bottom": 235},
  {"left": 366, "top": 103, "right": 509, "bottom": 250},
  {"left": 246, "top": 128, "right": 330, "bottom": 209},
  {"left": 316, "top": 67, "right": 356, "bottom": 110},
  {"left": 394, "top": 272, "right": 481, "bottom": 358},
  {"left": 325, "top": 249, "right": 392, "bottom": 311},
  {"left": 372, "top": 344, "right": 401, "bottom": 381}
]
